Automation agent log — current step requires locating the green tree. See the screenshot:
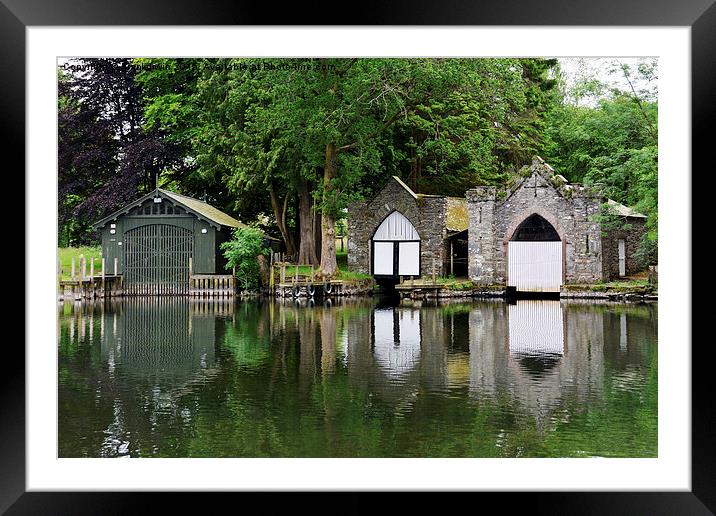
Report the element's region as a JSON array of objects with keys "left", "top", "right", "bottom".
[
  {"left": 225, "top": 58, "right": 556, "bottom": 276},
  {"left": 138, "top": 58, "right": 560, "bottom": 275},
  {"left": 542, "top": 59, "right": 657, "bottom": 263}
]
